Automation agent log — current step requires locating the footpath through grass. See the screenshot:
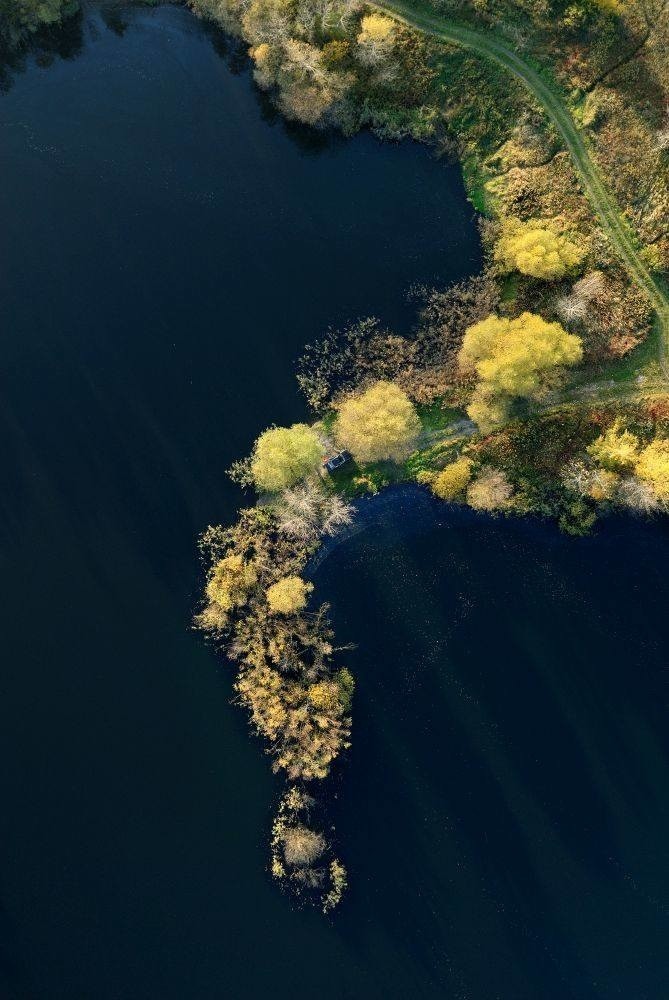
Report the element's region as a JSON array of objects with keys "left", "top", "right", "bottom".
[{"left": 371, "top": 0, "right": 669, "bottom": 381}]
